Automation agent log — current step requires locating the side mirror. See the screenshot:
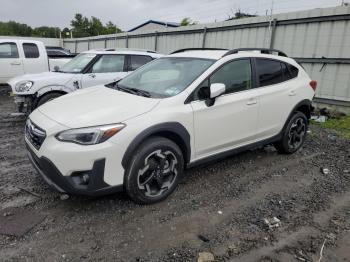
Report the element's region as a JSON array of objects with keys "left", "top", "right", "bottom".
[
  {"left": 53, "top": 65, "right": 60, "bottom": 72},
  {"left": 206, "top": 83, "right": 225, "bottom": 107},
  {"left": 210, "top": 83, "right": 225, "bottom": 99}
]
